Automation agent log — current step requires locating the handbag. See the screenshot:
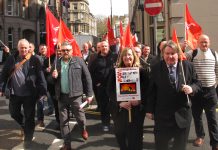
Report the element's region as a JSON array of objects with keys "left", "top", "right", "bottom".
[
  {"left": 3, "top": 53, "right": 32, "bottom": 99},
  {"left": 175, "top": 107, "right": 192, "bottom": 128}
]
